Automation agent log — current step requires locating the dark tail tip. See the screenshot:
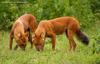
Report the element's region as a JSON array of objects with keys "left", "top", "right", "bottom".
[
  {"left": 82, "top": 35, "right": 89, "bottom": 45},
  {"left": 76, "top": 29, "right": 89, "bottom": 45}
]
